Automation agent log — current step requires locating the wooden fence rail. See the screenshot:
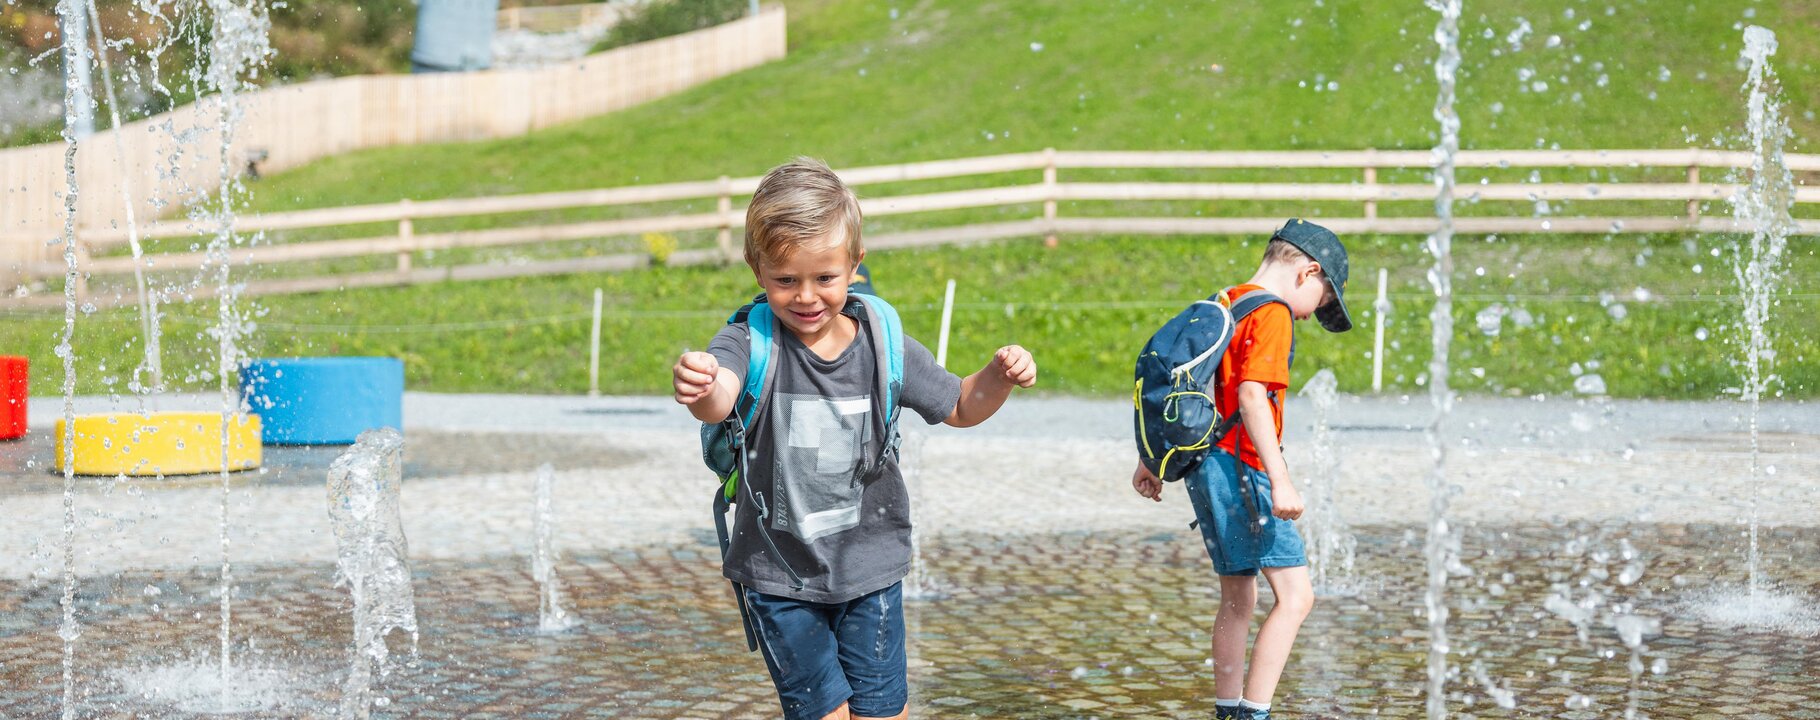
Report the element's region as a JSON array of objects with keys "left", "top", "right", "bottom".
[
  {"left": 0, "top": 5, "right": 787, "bottom": 269},
  {"left": 4, "top": 147, "right": 1814, "bottom": 310}
]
